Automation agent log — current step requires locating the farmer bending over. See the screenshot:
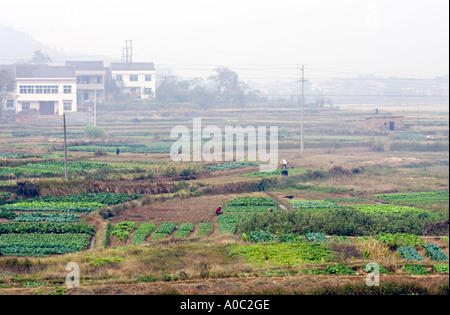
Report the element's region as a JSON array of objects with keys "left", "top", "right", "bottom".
[{"left": 215, "top": 206, "right": 223, "bottom": 215}]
